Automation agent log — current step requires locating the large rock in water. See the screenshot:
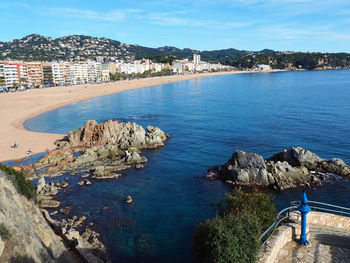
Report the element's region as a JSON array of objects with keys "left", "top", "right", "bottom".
[
  {"left": 268, "top": 147, "right": 350, "bottom": 176},
  {"left": 56, "top": 120, "right": 169, "bottom": 150},
  {"left": 268, "top": 147, "right": 324, "bottom": 168},
  {"left": 220, "top": 147, "right": 350, "bottom": 191}
]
